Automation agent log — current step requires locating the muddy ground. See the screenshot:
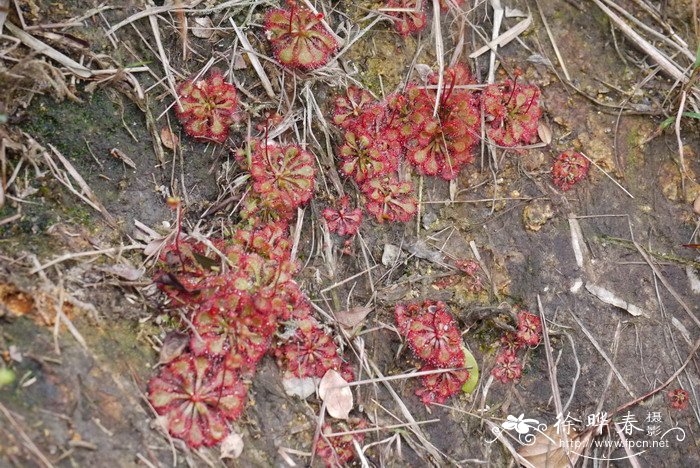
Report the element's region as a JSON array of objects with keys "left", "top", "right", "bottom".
[{"left": 1, "top": 0, "right": 699, "bottom": 467}]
